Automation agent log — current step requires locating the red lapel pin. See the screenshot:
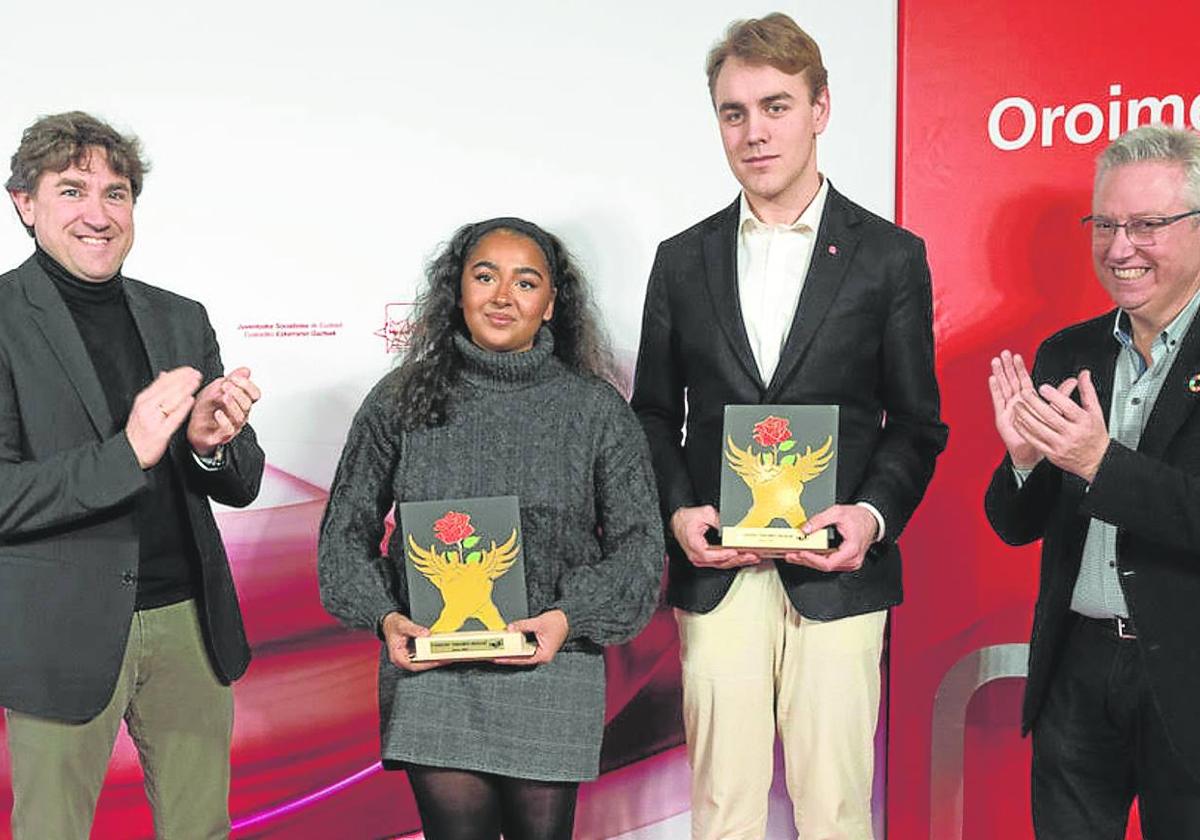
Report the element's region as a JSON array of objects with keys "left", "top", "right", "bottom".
[{"left": 828, "top": 244, "right": 838, "bottom": 256}]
